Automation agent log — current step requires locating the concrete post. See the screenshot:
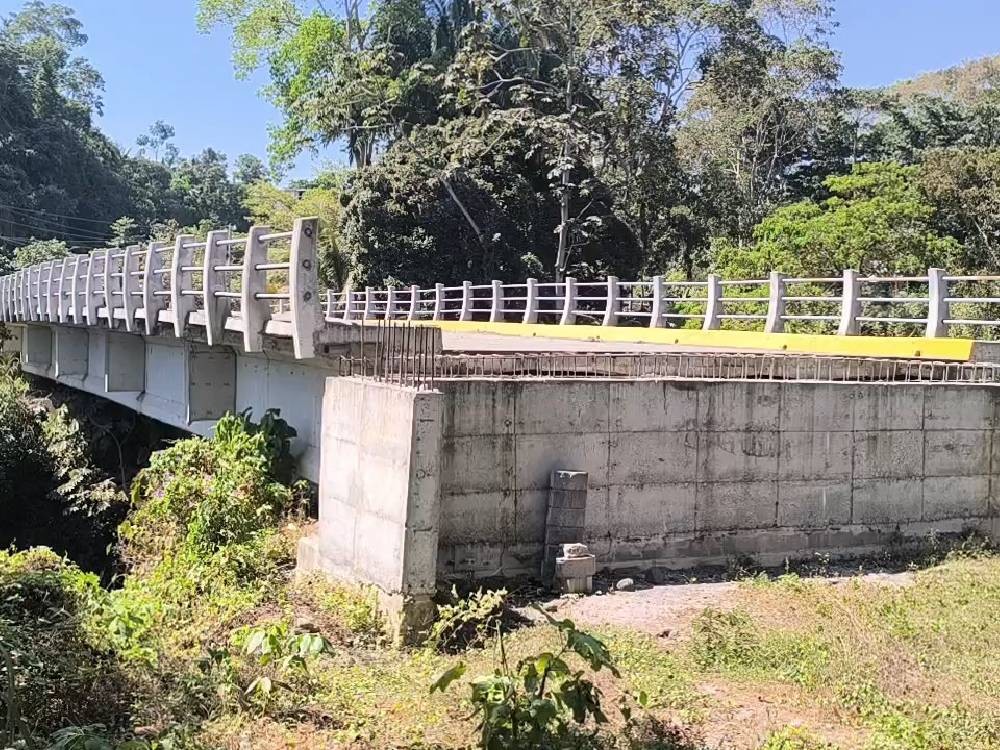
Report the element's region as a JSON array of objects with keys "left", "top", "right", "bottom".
[
  {"left": 170, "top": 234, "right": 197, "bottom": 337},
  {"left": 240, "top": 226, "right": 270, "bottom": 353},
  {"left": 44, "top": 260, "right": 57, "bottom": 322},
  {"left": 490, "top": 279, "right": 504, "bottom": 322},
  {"left": 68, "top": 255, "right": 82, "bottom": 323},
  {"left": 764, "top": 271, "right": 786, "bottom": 333},
  {"left": 56, "top": 257, "right": 71, "bottom": 324},
  {"left": 560, "top": 277, "right": 577, "bottom": 325},
  {"left": 202, "top": 231, "right": 229, "bottom": 346},
  {"left": 385, "top": 286, "right": 396, "bottom": 320},
  {"left": 649, "top": 275, "right": 665, "bottom": 328},
  {"left": 122, "top": 246, "right": 141, "bottom": 332},
  {"left": 432, "top": 283, "right": 444, "bottom": 321},
  {"left": 142, "top": 242, "right": 167, "bottom": 336},
  {"left": 84, "top": 251, "right": 103, "bottom": 327},
  {"left": 838, "top": 269, "right": 861, "bottom": 336},
  {"left": 523, "top": 277, "right": 539, "bottom": 324},
  {"left": 288, "top": 217, "right": 320, "bottom": 359},
  {"left": 362, "top": 286, "right": 374, "bottom": 320},
  {"left": 926, "top": 267, "right": 949, "bottom": 338},
  {"left": 542, "top": 470, "right": 589, "bottom": 582},
  {"left": 702, "top": 273, "right": 722, "bottom": 330},
  {"left": 407, "top": 285, "right": 419, "bottom": 320},
  {"left": 602, "top": 276, "right": 619, "bottom": 327},
  {"left": 459, "top": 280, "right": 473, "bottom": 321}
]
